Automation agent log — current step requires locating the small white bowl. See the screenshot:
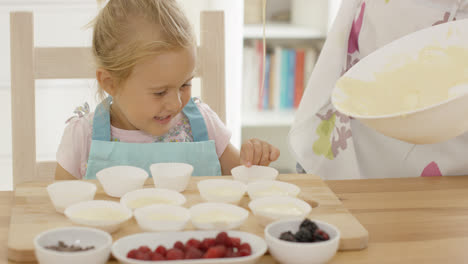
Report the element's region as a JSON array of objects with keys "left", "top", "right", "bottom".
[
  {"left": 112, "top": 230, "right": 267, "bottom": 264},
  {"left": 120, "top": 188, "right": 186, "bottom": 211},
  {"left": 47, "top": 181, "right": 97, "bottom": 213},
  {"left": 231, "top": 165, "right": 278, "bottom": 184},
  {"left": 249, "top": 196, "right": 311, "bottom": 226},
  {"left": 34, "top": 226, "right": 112, "bottom": 264},
  {"left": 247, "top": 180, "right": 300, "bottom": 200},
  {"left": 150, "top": 163, "right": 193, "bottom": 192},
  {"left": 197, "top": 179, "right": 247, "bottom": 204},
  {"left": 96, "top": 166, "right": 148, "bottom": 198},
  {"left": 190, "top": 202, "right": 249, "bottom": 230},
  {"left": 134, "top": 204, "right": 190, "bottom": 232},
  {"left": 64, "top": 200, "right": 133, "bottom": 233},
  {"left": 265, "top": 219, "right": 340, "bottom": 264}
]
